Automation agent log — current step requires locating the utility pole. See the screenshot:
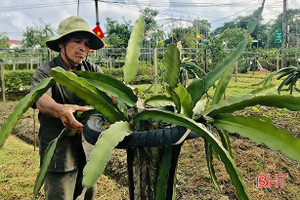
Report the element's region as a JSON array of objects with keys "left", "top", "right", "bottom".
[
  {"left": 295, "top": 15, "right": 300, "bottom": 48},
  {"left": 282, "top": 0, "right": 287, "bottom": 68},
  {"left": 95, "top": 0, "right": 100, "bottom": 26},
  {"left": 77, "top": 0, "right": 80, "bottom": 16},
  {"left": 196, "top": 25, "right": 198, "bottom": 48}
]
